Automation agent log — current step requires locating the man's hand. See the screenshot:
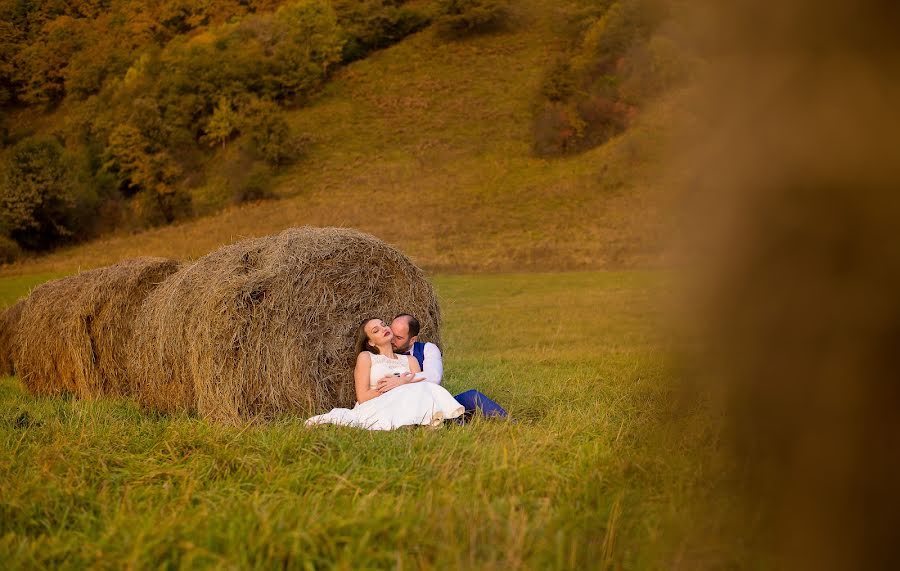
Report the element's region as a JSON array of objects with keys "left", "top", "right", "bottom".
[{"left": 376, "top": 372, "right": 424, "bottom": 393}]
